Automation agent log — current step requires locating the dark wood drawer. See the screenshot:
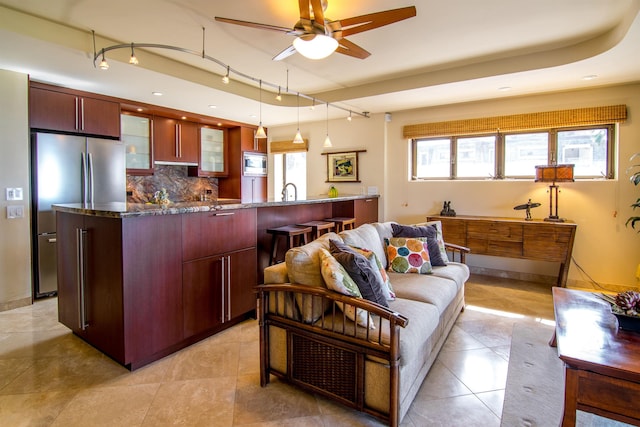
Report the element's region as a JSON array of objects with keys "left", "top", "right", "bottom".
[
  {"left": 436, "top": 218, "right": 467, "bottom": 246},
  {"left": 523, "top": 226, "right": 573, "bottom": 261},
  {"left": 467, "top": 221, "right": 523, "bottom": 242},
  {"left": 577, "top": 370, "right": 640, "bottom": 421}
]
